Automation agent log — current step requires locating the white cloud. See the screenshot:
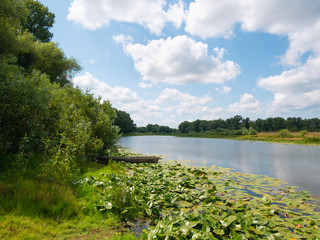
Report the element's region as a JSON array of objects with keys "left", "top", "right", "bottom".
[
  {"left": 72, "top": 72, "right": 140, "bottom": 104},
  {"left": 185, "top": 0, "right": 320, "bottom": 113},
  {"left": 258, "top": 57, "right": 320, "bottom": 112},
  {"left": 113, "top": 34, "right": 133, "bottom": 45},
  {"left": 67, "top": 0, "right": 185, "bottom": 35},
  {"left": 185, "top": 0, "right": 320, "bottom": 39},
  {"left": 155, "top": 88, "right": 222, "bottom": 120},
  {"left": 138, "top": 82, "right": 153, "bottom": 89},
  {"left": 156, "top": 88, "right": 211, "bottom": 104},
  {"left": 185, "top": 0, "right": 243, "bottom": 39},
  {"left": 124, "top": 35, "right": 240, "bottom": 85},
  {"left": 215, "top": 86, "right": 231, "bottom": 94},
  {"left": 228, "top": 93, "right": 263, "bottom": 113},
  {"left": 72, "top": 73, "right": 224, "bottom": 127},
  {"left": 281, "top": 21, "right": 320, "bottom": 66}
]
